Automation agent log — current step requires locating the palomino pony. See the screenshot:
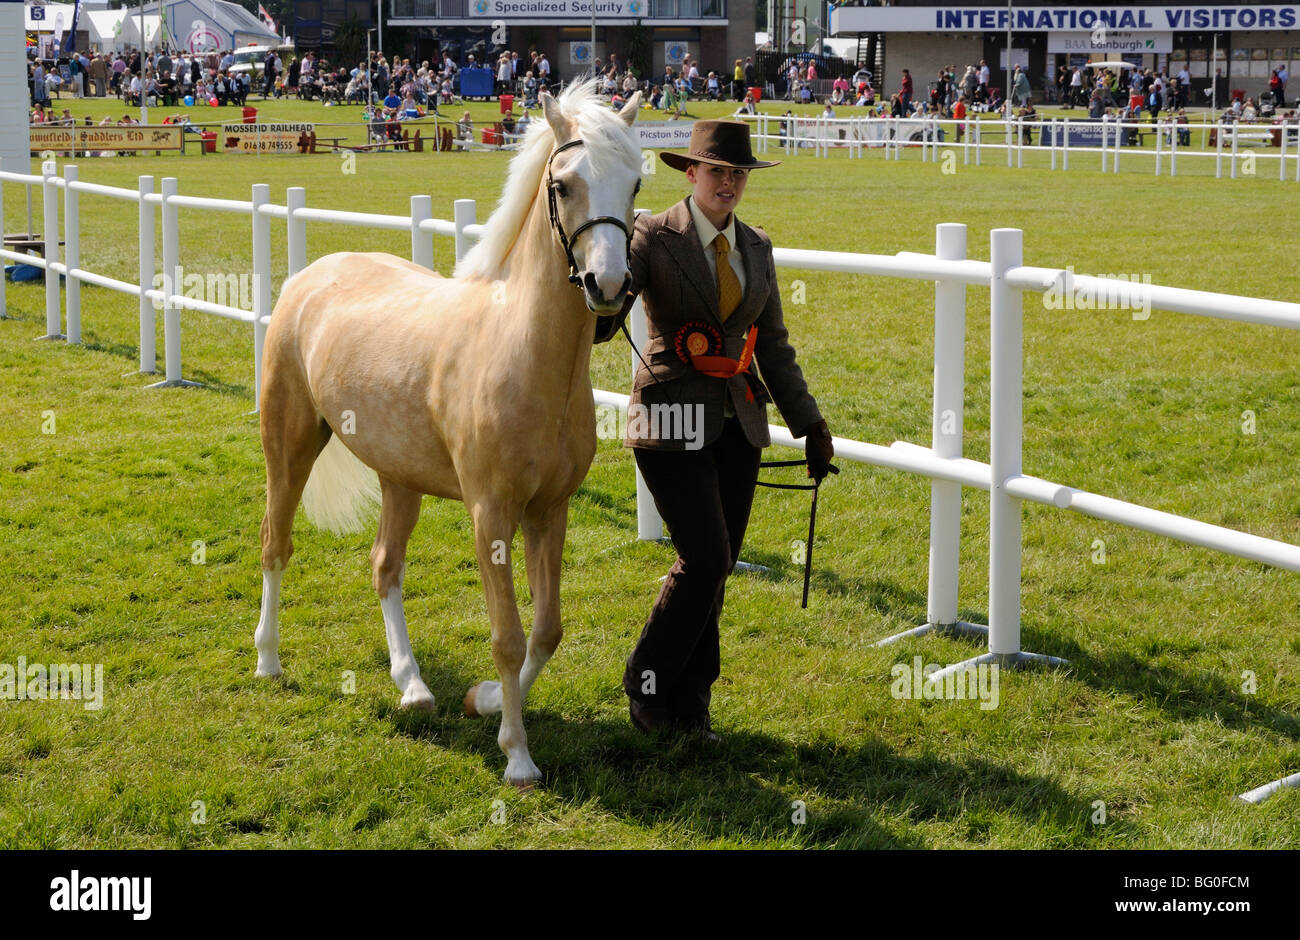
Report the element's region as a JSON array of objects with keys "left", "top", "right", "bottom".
[{"left": 253, "top": 83, "right": 643, "bottom": 788}]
